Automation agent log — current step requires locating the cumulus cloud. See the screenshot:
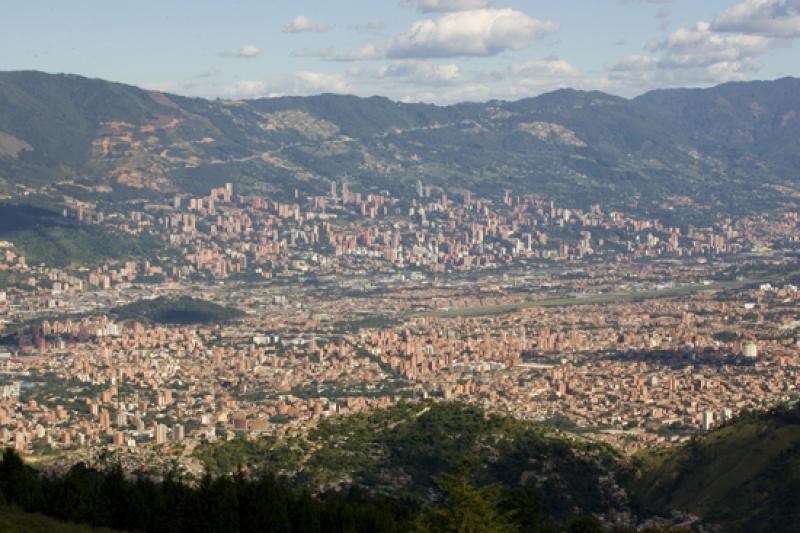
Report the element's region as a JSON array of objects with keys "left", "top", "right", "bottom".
[
  {"left": 282, "top": 15, "right": 331, "bottom": 34},
  {"left": 608, "top": 21, "right": 769, "bottom": 89},
  {"left": 401, "top": 0, "right": 494, "bottom": 12},
  {"left": 713, "top": 0, "right": 800, "bottom": 38},
  {"left": 509, "top": 58, "right": 581, "bottom": 78},
  {"left": 399, "top": 83, "right": 494, "bottom": 104},
  {"left": 220, "top": 44, "right": 262, "bottom": 59},
  {"left": 338, "top": 9, "right": 559, "bottom": 60},
  {"left": 225, "top": 72, "right": 351, "bottom": 99},
  {"left": 349, "top": 60, "right": 463, "bottom": 85},
  {"left": 502, "top": 58, "right": 612, "bottom": 96},
  {"left": 652, "top": 21, "right": 769, "bottom": 68}
]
